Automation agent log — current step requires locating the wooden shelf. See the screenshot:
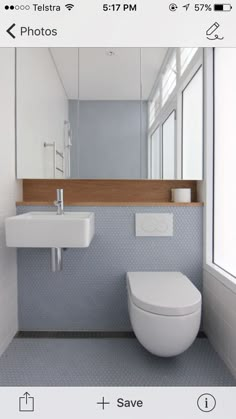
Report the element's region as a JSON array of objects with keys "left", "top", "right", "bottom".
[
  {"left": 22, "top": 179, "right": 199, "bottom": 203},
  {"left": 16, "top": 201, "right": 203, "bottom": 207}
]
